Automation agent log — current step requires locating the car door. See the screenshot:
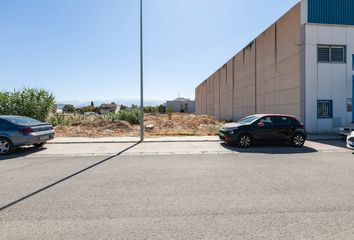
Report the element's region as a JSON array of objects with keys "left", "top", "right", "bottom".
[
  {"left": 0, "top": 119, "right": 15, "bottom": 138},
  {"left": 273, "top": 116, "right": 294, "bottom": 140},
  {"left": 252, "top": 116, "right": 277, "bottom": 140}
]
